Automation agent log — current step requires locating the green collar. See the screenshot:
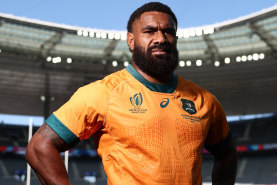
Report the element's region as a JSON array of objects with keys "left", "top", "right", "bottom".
[{"left": 126, "top": 65, "right": 178, "bottom": 94}]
